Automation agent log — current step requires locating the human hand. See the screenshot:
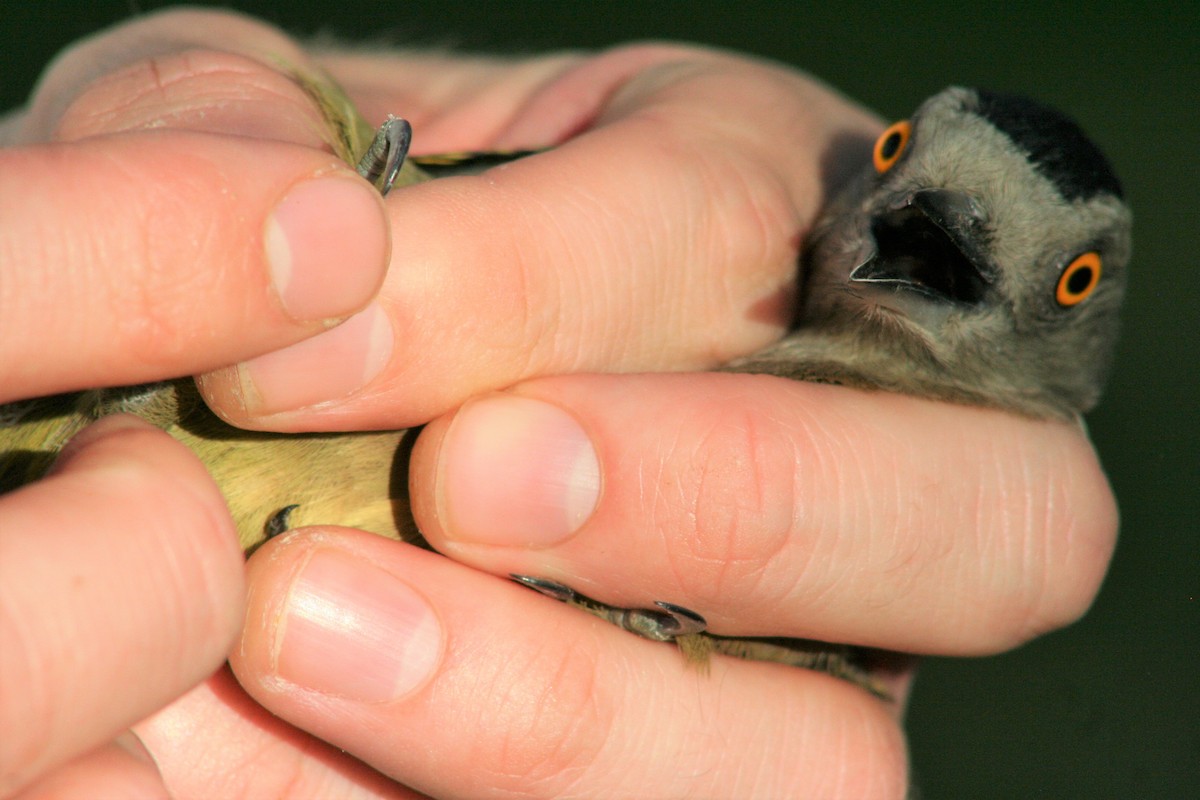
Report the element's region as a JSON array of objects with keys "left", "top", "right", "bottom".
[
  {"left": 219, "top": 27, "right": 1117, "bottom": 800},
  {"left": 0, "top": 8, "right": 395, "bottom": 796},
  {"left": 227, "top": 379, "right": 1114, "bottom": 798},
  {"left": 0, "top": 7, "right": 1118, "bottom": 799}
]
